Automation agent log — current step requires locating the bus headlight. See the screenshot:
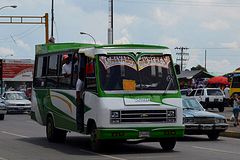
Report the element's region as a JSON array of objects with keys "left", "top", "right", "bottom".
[
  {"left": 167, "top": 110, "right": 176, "bottom": 117},
  {"left": 111, "top": 111, "right": 120, "bottom": 118}
]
